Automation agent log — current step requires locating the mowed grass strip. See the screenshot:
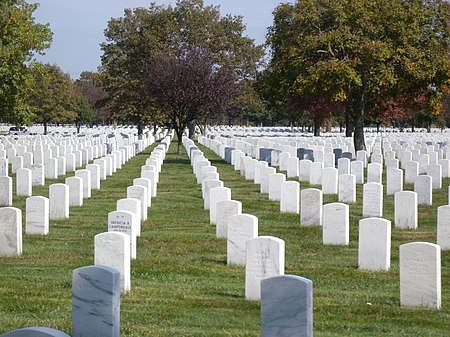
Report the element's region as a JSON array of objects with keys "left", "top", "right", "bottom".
[
  {"left": 196, "top": 142, "right": 450, "bottom": 337},
  {"left": 1, "top": 138, "right": 449, "bottom": 336}
]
